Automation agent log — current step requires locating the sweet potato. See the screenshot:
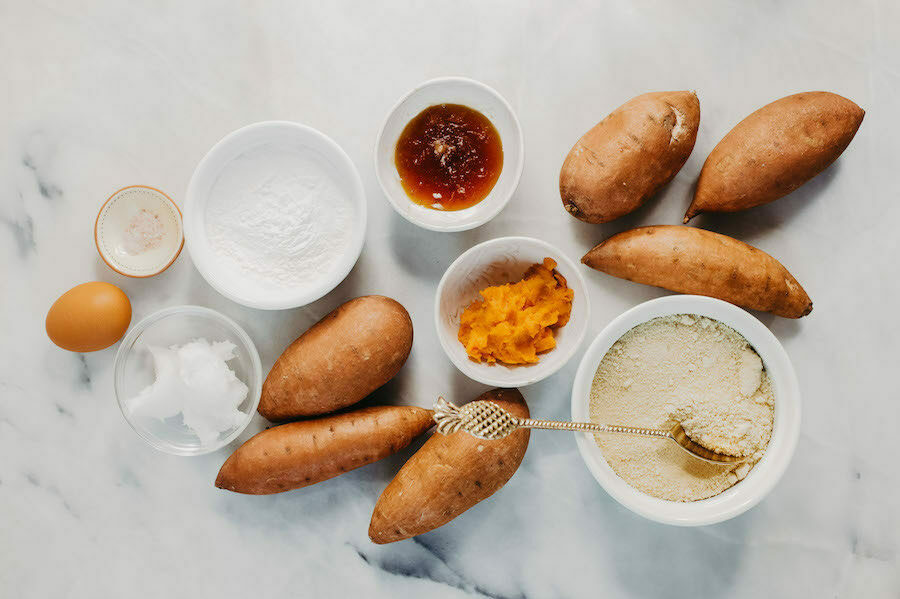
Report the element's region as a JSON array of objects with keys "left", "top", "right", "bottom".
[
  {"left": 685, "top": 91, "right": 864, "bottom": 222},
  {"left": 582, "top": 225, "right": 812, "bottom": 318},
  {"left": 560, "top": 91, "right": 700, "bottom": 223},
  {"left": 215, "top": 406, "right": 434, "bottom": 495},
  {"left": 259, "top": 296, "right": 413, "bottom": 421},
  {"left": 369, "top": 388, "right": 529, "bottom": 544}
]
